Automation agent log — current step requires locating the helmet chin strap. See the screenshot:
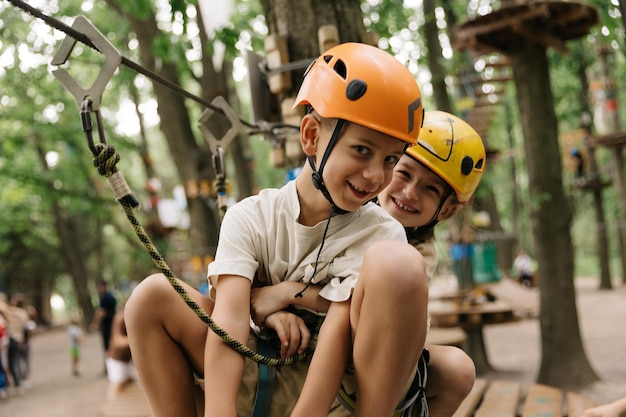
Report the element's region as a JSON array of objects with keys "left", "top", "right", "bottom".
[
  {"left": 411, "top": 189, "right": 453, "bottom": 235},
  {"left": 308, "top": 119, "right": 348, "bottom": 215}
]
